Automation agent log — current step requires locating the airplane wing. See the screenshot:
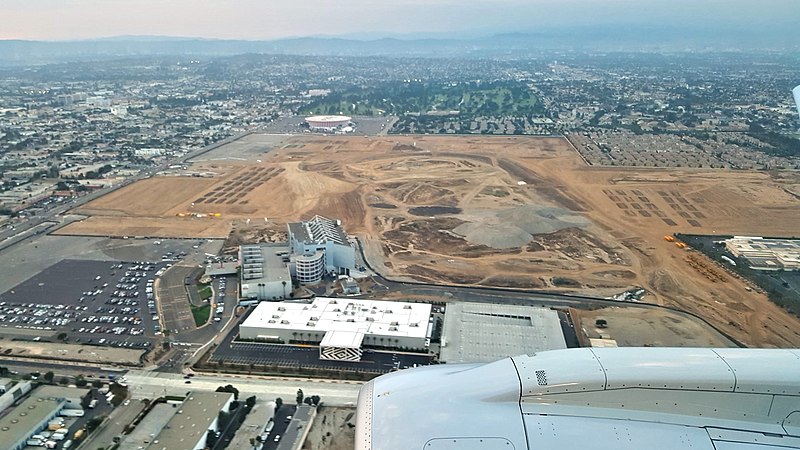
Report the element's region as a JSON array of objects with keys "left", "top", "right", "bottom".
[{"left": 355, "top": 348, "right": 800, "bottom": 450}]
